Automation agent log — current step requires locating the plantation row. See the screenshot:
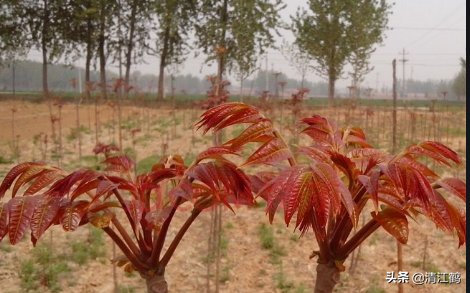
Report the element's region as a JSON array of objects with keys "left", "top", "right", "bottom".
[{"left": 0, "top": 95, "right": 466, "bottom": 293}]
